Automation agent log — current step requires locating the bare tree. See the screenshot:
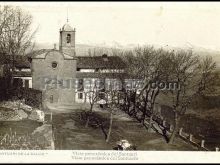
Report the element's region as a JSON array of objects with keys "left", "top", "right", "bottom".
[
  {"left": 84, "top": 79, "right": 101, "bottom": 128},
  {"left": 122, "top": 47, "right": 170, "bottom": 132},
  {"left": 86, "top": 48, "right": 126, "bottom": 142},
  {"left": 165, "top": 50, "right": 216, "bottom": 144},
  {"left": 105, "top": 87, "right": 120, "bottom": 142},
  {"left": 0, "top": 5, "right": 37, "bottom": 71}
]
